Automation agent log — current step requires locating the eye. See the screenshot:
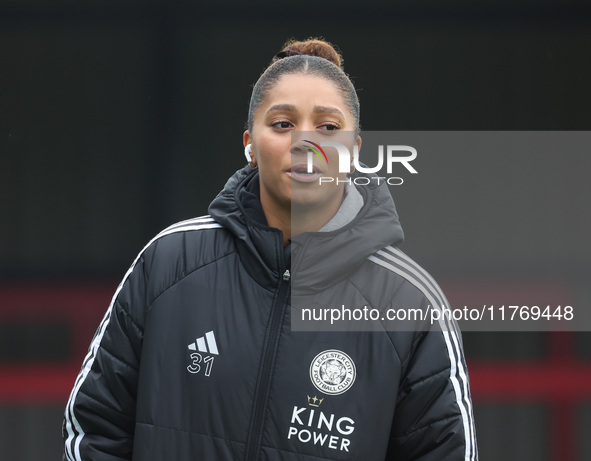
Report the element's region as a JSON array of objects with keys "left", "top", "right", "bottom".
[
  {"left": 319, "top": 123, "right": 341, "bottom": 131},
  {"left": 271, "top": 120, "right": 293, "bottom": 129}
]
